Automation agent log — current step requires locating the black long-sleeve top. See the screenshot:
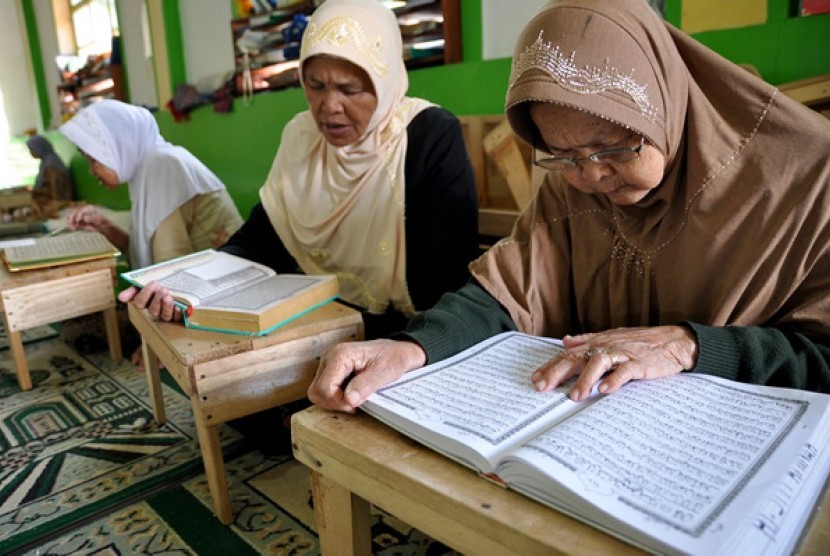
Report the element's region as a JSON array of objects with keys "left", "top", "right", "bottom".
[{"left": 221, "top": 106, "right": 480, "bottom": 339}]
